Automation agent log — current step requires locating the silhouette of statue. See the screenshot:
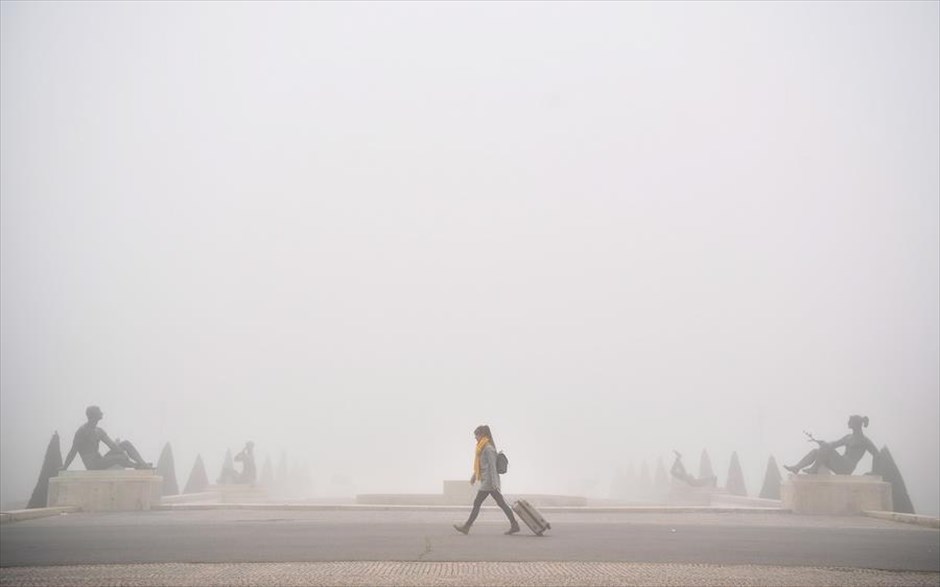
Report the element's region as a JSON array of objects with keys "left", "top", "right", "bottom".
[
  {"left": 670, "top": 451, "right": 716, "bottom": 487},
  {"left": 784, "top": 415, "right": 879, "bottom": 475},
  {"left": 234, "top": 441, "right": 257, "bottom": 484},
  {"left": 61, "top": 406, "right": 152, "bottom": 471}
]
